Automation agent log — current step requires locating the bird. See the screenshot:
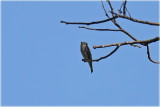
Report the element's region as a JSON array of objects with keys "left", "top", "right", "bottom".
[{"left": 80, "top": 42, "right": 93, "bottom": 73}]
